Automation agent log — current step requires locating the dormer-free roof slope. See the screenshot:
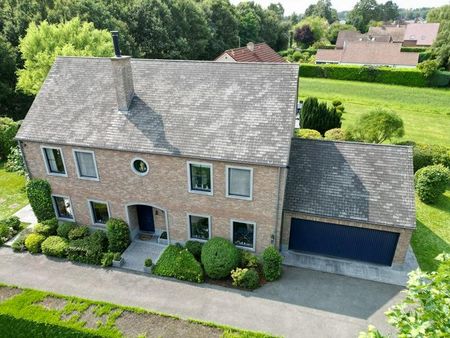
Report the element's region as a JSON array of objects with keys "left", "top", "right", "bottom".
[
  {"left": 215, "top": 43, "right": 286, "bottom": 63},
  {"left": 16, "top": 57, "right": 299, "bottom": 167}
]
